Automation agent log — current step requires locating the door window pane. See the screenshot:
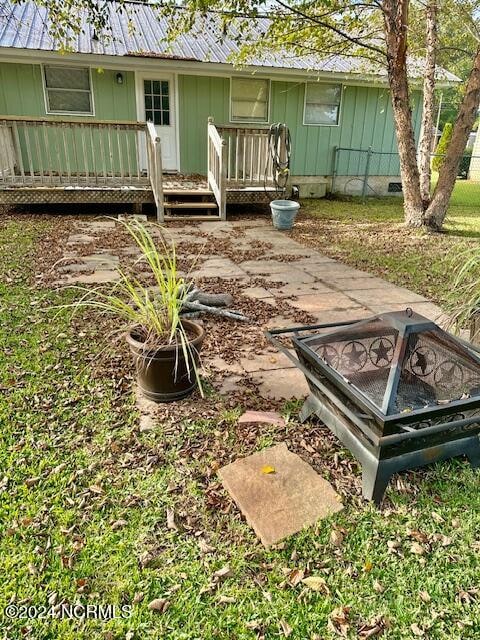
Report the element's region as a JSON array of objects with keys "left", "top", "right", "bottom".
[{"left": 144, "top": 79, "right": 170, "bottom": 126}]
